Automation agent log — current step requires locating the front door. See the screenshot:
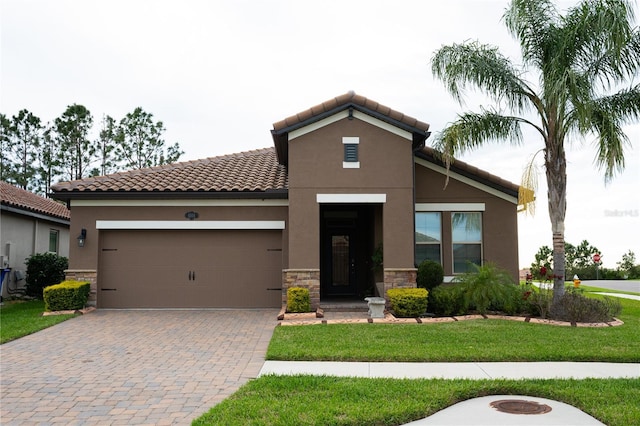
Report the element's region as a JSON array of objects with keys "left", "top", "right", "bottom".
[{"left": 327, "top": 230, "right": 356, "bottom": 295}]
